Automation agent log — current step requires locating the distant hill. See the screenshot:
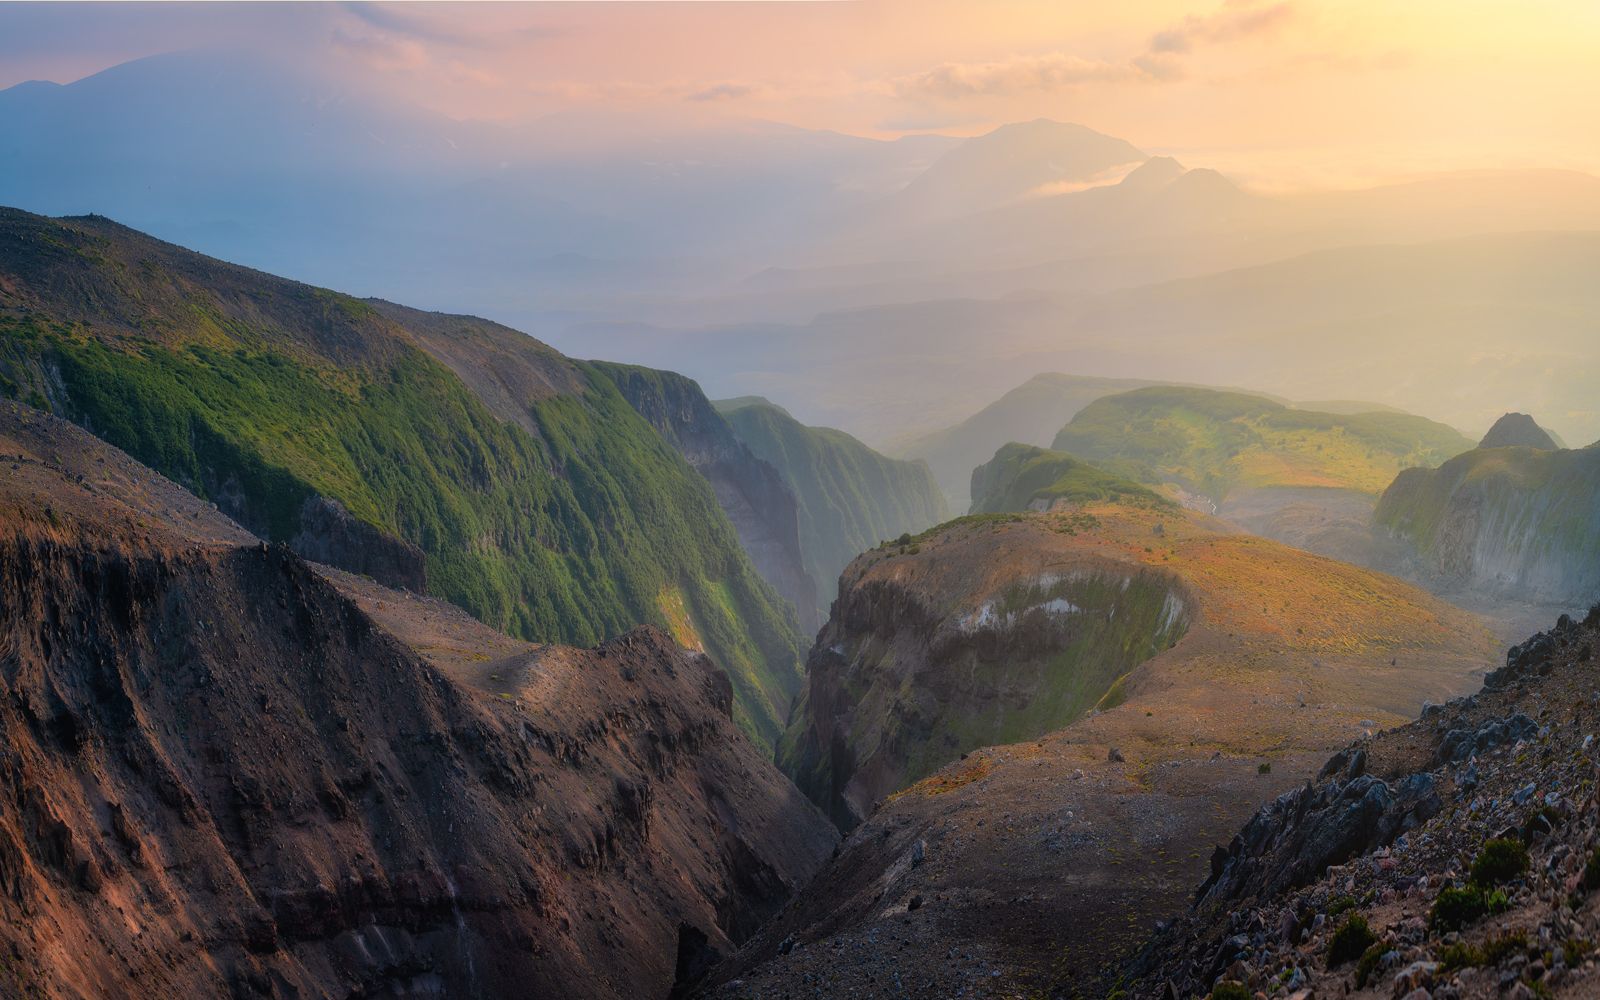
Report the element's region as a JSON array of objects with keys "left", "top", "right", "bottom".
[
  {"left": 968, "top": 442, "right": 1172, "bottom": 515},
  {"left": 1479, "top": 411, "right": 1559, "bottom": 449},
  {"left": 0, "top": 207, "right": 805, "bottom": 743},
  {"left": 718, "top": 398, "right": 948, "bottom": 619},
  {"left": 892, "top": 373, "right": 1164, "bottom": 510},
  {"left": 1051, "top": 386, "right": 1474, "bottom": 504},
  {"left": 1376, "top": 444, "right": 1600, "bottom": 606}
]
